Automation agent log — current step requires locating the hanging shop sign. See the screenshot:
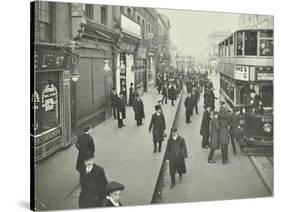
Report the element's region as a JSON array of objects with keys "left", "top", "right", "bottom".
[
  {"left": 121, "top": 14, "right": 141, "bottom": 39},
  {"left": 34, "top": 45, "right": 72, "bottom": 71},
  {"left": 234, "top": 65, "right": 249, "bottom": 81},
  {"left": 41, "top": 84, "right": 58, "bottom": 112}
]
